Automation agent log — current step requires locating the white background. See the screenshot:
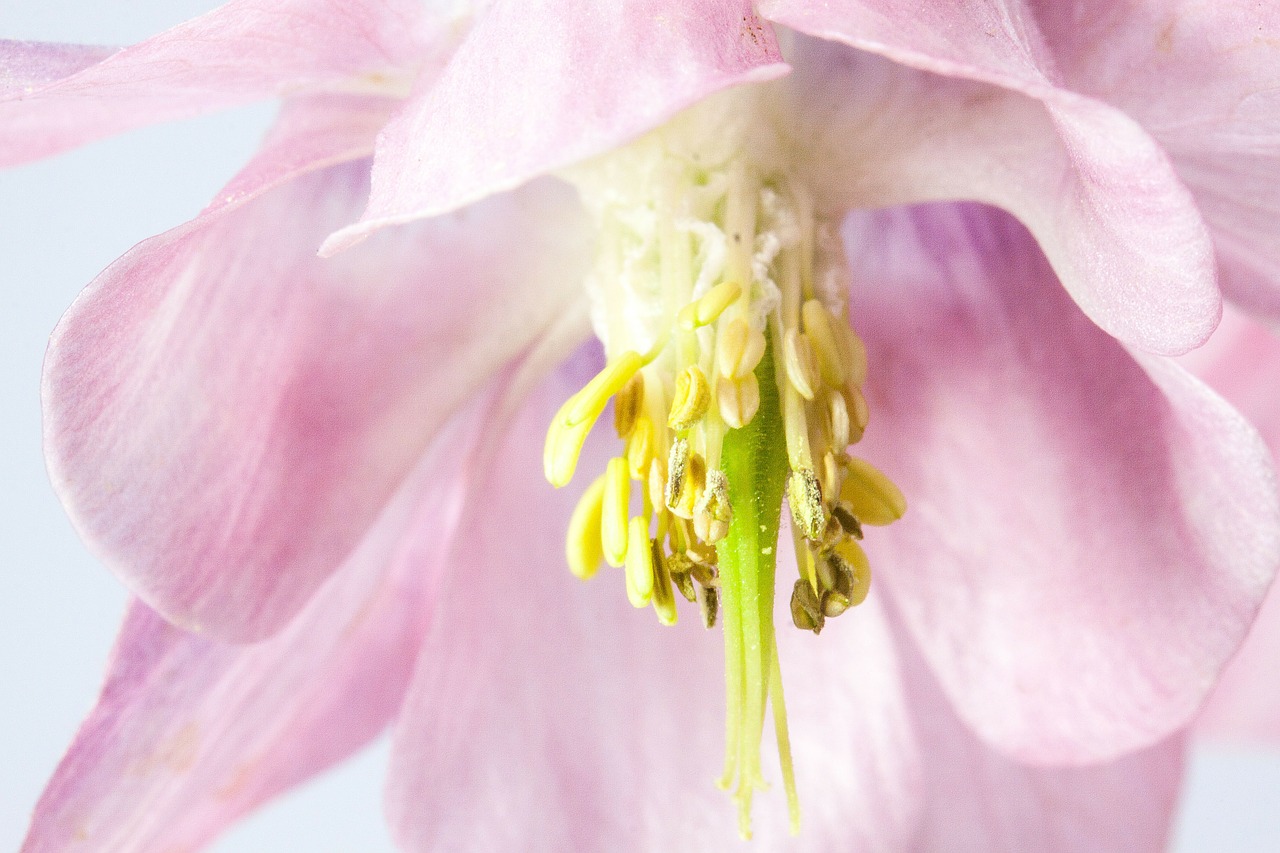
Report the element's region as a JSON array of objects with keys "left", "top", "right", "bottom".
[{"left": 2, "top": 2, "right": 1278, "bottom": 850}]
